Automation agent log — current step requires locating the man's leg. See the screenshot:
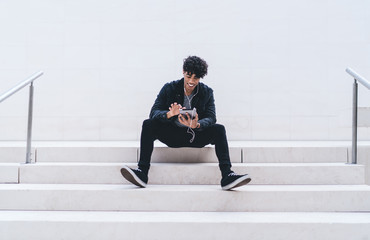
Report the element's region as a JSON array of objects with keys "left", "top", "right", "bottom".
[
  {"left": 121, "top": 119, "right": 163, "bottom": 187},
  {"left": 138, "top": 122, "right": 234, "bottom": 178},
  {"left": 122, "top": 120, "right": 250, "bottom": 190},
  {"left": 121, "top": 118, "right": 185, "bottom": 187},
  {"left": 138, "top": 119, "right": 187, "bottom": 174},
  {"left": 192, "top": 124, "right": 251, "bottom": 190},
  {"left": 191, "top": 124, "right": 232, "bottom": 178},
  {"left": 137, "top": 119, "right": 159, "bottom": 175}
]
